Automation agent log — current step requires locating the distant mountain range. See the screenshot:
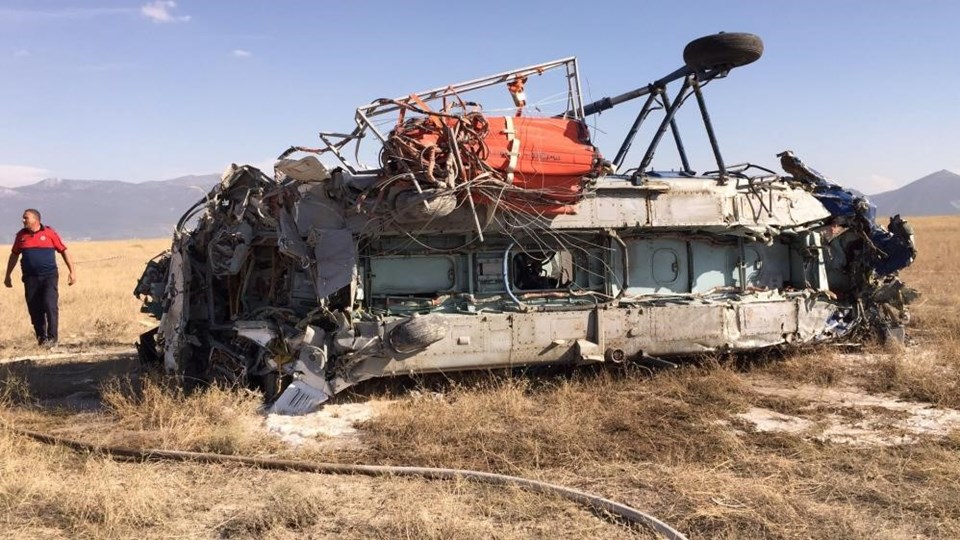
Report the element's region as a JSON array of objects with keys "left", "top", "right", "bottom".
[
  {"left": 869, "top": 169, "right": 960, "bottom": 217},
  {"left": 0, "top": 174, "right": 220, "bottom": 240},
  {"left": 0, "top": 169, "right": 957, "bottom": 241}
]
